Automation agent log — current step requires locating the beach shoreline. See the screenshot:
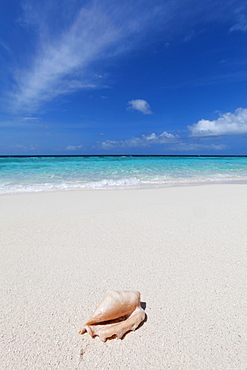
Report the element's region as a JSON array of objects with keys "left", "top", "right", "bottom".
[
  {"left": 1, "top": 184, "right": 247, "bottom": 369},
  {"left": 1, "top": 177, "right": 247, "bottom": 196},
  {"left": 1, "top": 155, "right": 247, "bottom": 195}
]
